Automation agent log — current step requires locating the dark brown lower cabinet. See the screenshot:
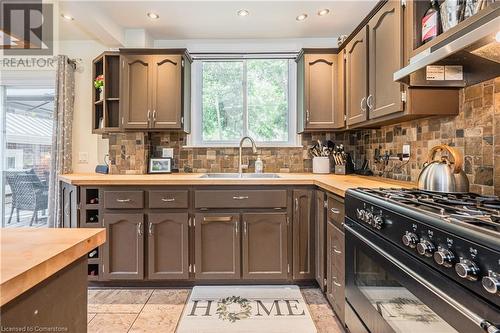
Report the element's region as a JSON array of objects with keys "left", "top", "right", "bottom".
[
  {"left": 242, "top": 213, "right": 288, "bottom": 280},
  {"left": 326, "top": 221, "right": 345, "bottom": 324},
  {"left": 147, "top": 212, "right": 189, "bottom": 280},
  {"left": 293, "top": 189, "right": 315, "bottom": 280},
  {"left": 315, "top": 190, "right": 326, "bottom": 291},
  {"left": 102, "top": 213, "right": 144, "bottom": 280},
  {"left": 195, "top": 213, "right": 240, "bottom": 280}
]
